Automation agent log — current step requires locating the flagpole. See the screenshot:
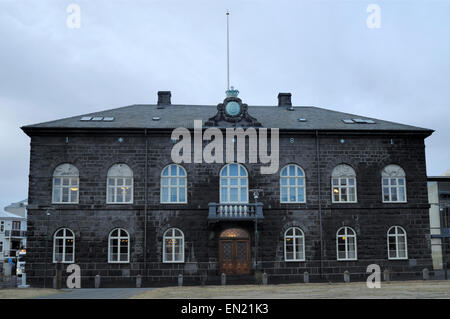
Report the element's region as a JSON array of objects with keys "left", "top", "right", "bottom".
[{"left": 226, "top": 10, "right": 230, "bottom": 91}]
